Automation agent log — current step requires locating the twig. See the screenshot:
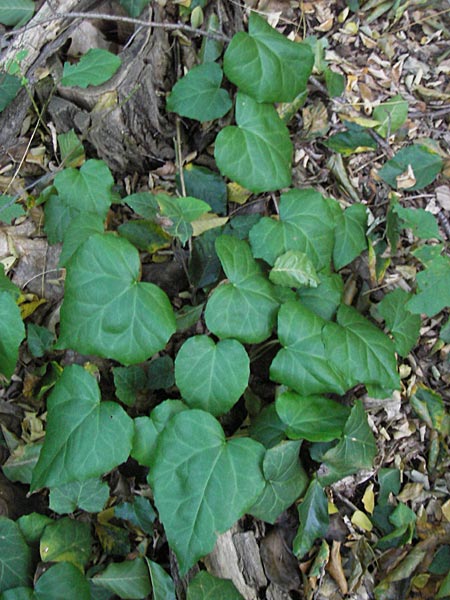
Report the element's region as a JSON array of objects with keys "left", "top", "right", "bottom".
[
  {"left": 368, "top": 128, "right": 394, "bottom": 159},
  {"left": 3, "top": 11, "right": 231, "bottom": 42},
  {"left": 175, "top": 117, "right": 186, "bottom": 198}
]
